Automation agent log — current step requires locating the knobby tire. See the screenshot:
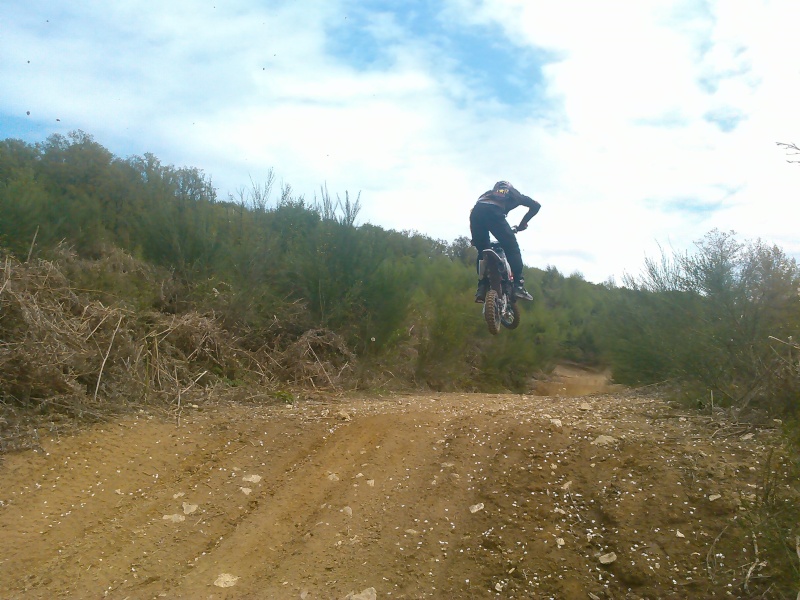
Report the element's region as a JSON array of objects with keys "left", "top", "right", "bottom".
[
  {"left": 484, "top": 289, "right": 501, "bottom": 335},
  {"left": 501, "top": 302, "right": 520, "bottom": 329}
]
